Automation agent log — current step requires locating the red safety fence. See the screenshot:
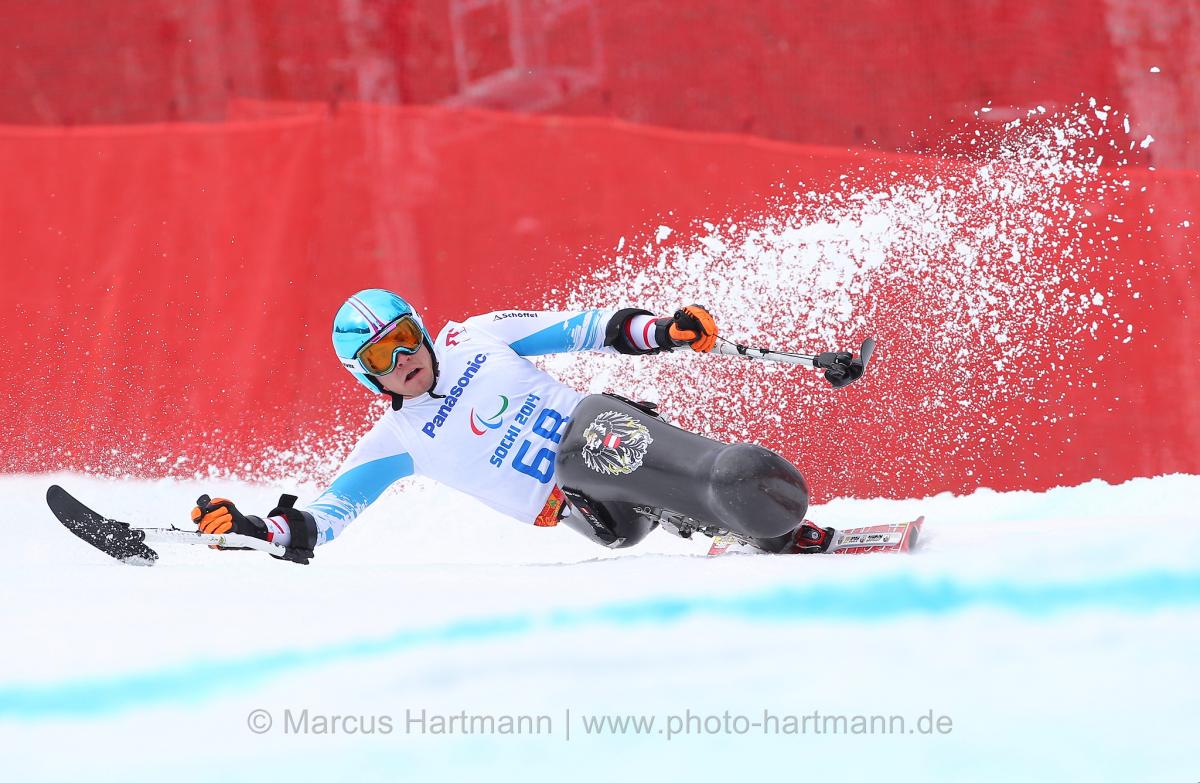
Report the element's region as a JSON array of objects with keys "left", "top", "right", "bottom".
[
  {"left": 2, "top": 102, "right": 1197, "bottom": 500},
  {"left": 1, "top": 1, "right": 1197, "bottom": 166}
]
